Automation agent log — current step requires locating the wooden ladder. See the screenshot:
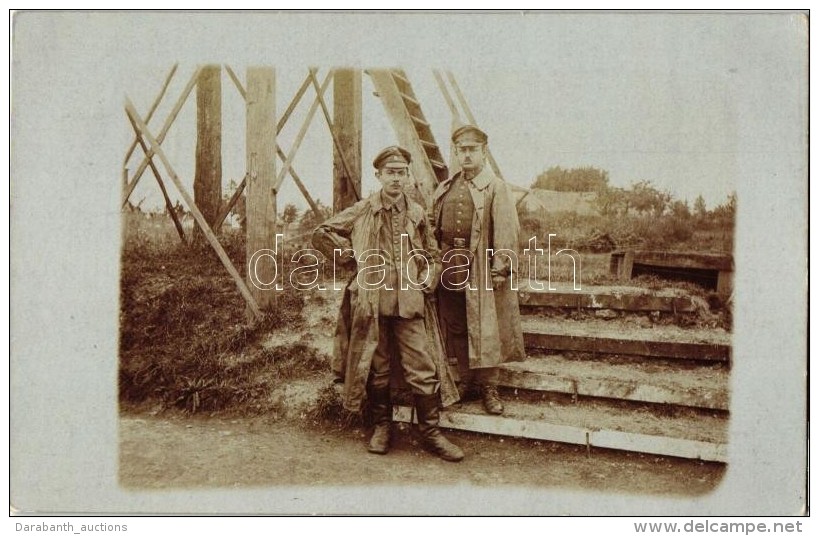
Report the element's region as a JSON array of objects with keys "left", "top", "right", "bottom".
[{"left": 368, "top": 69, "right": 449, "bottom": 206}]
